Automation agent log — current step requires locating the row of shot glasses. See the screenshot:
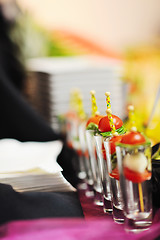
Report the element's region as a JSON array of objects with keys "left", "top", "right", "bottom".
[{"left": 65, "top": 90, "right": 152, "bottom": 233}]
